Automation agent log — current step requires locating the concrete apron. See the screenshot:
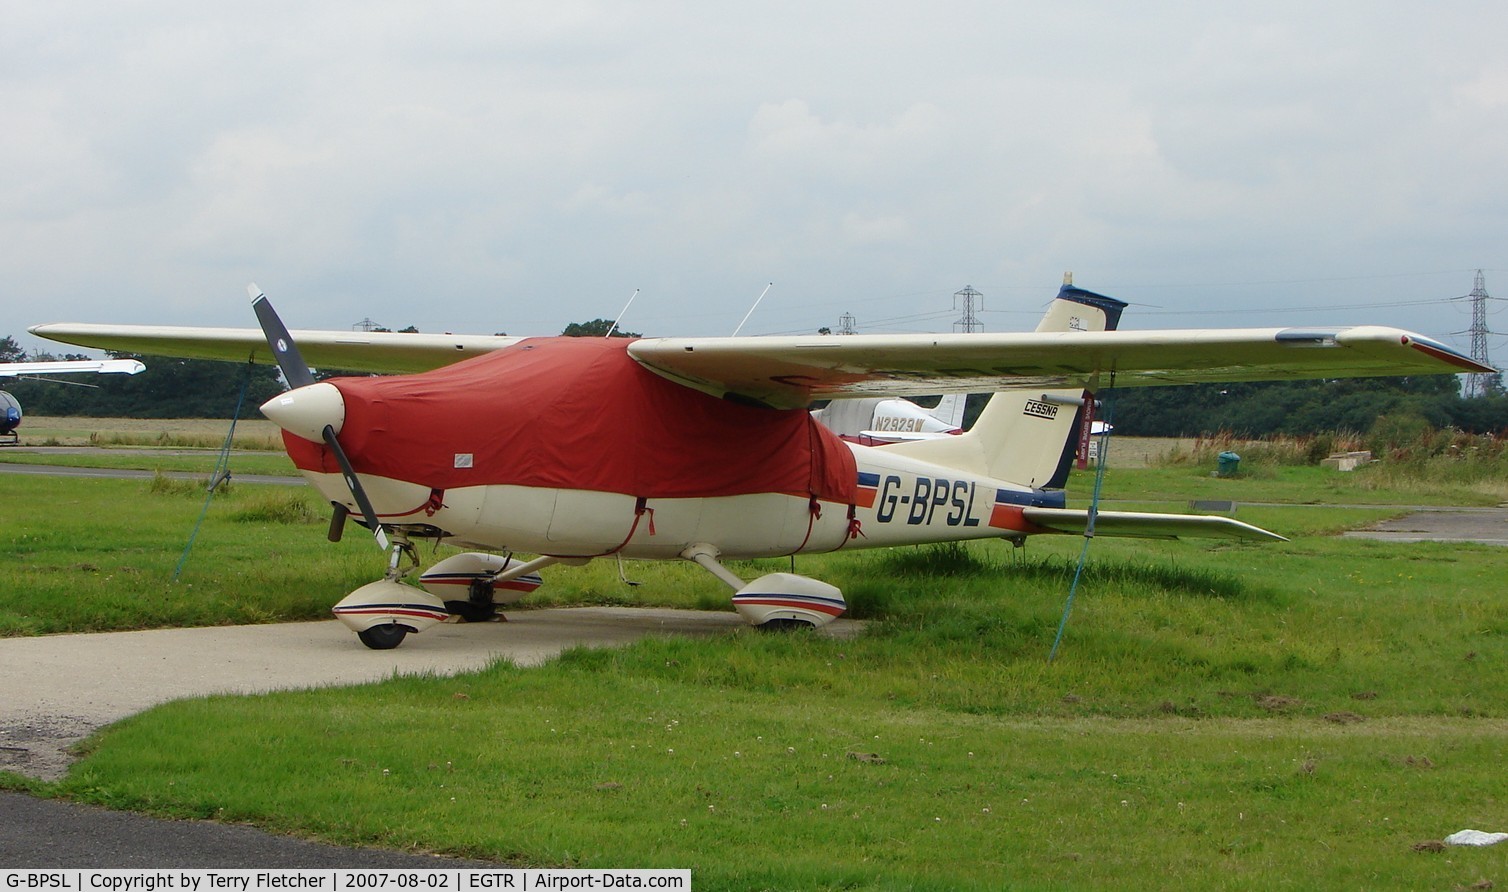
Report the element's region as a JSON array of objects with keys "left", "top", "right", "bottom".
[{"left": 1, "top": 607, "right": 861, "bottom": 780}]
